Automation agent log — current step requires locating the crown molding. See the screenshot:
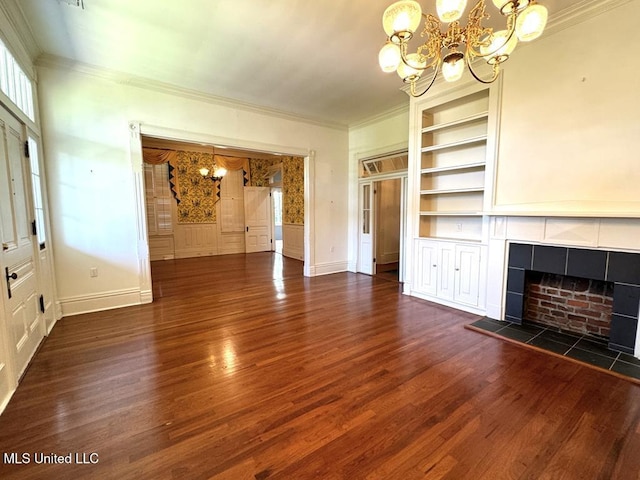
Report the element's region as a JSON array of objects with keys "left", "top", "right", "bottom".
[
  {"left": 544, "top": 0, "right": 634, "bottom": 35},
  {"left": 0, "top": 0, "right": 41, "bottom": 78},
  {"left": 35, "top": 54, "right": 349, "bottom": 132},
  {"left": 349, "top": 102, "right": 410, "bottom": 130}
]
